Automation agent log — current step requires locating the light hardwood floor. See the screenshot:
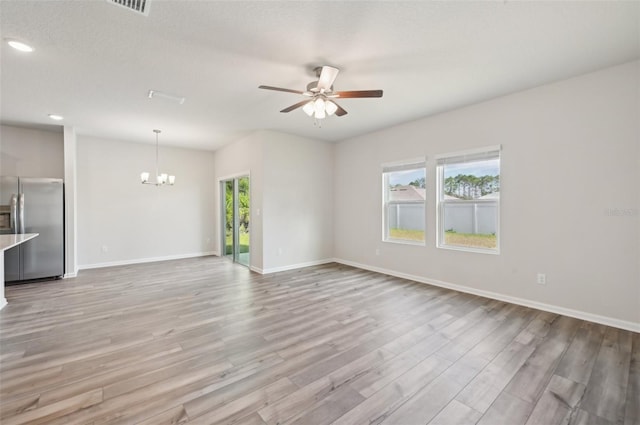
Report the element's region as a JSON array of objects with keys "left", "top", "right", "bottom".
[{"left": 0, "top": 257, "right": 638, "bottom": 425}]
